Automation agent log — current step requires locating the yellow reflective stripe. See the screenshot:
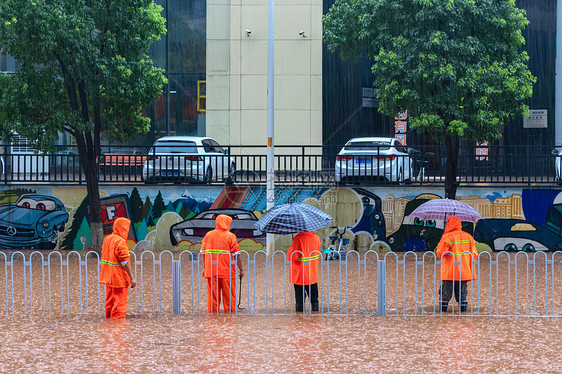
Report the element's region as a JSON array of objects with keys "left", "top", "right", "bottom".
[
  {"left": 298, "top": 254, "right": 320, "bottom": 262},
  {"left": 101, "top": 259, "right": 121, "bottom": 267},
  {"left": 449, "top": 240, "right": 472, "bottom": 245},
  {"left": 202, "top": 249, "right": 230, "bottom": 254}
]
